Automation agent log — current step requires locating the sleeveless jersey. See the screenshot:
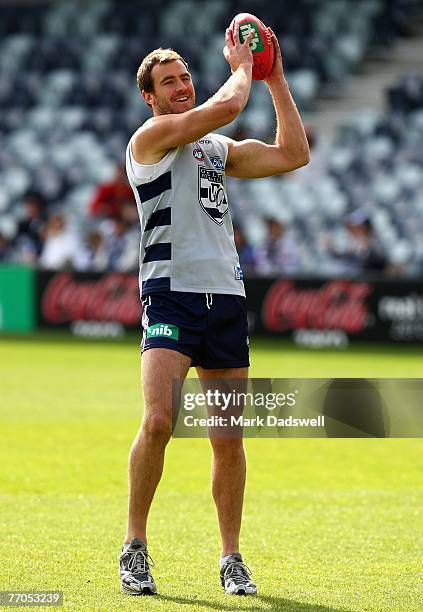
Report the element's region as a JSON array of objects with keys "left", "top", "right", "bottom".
[{"left": 125, "top": 132, "right": 245, "bottom": 298}]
